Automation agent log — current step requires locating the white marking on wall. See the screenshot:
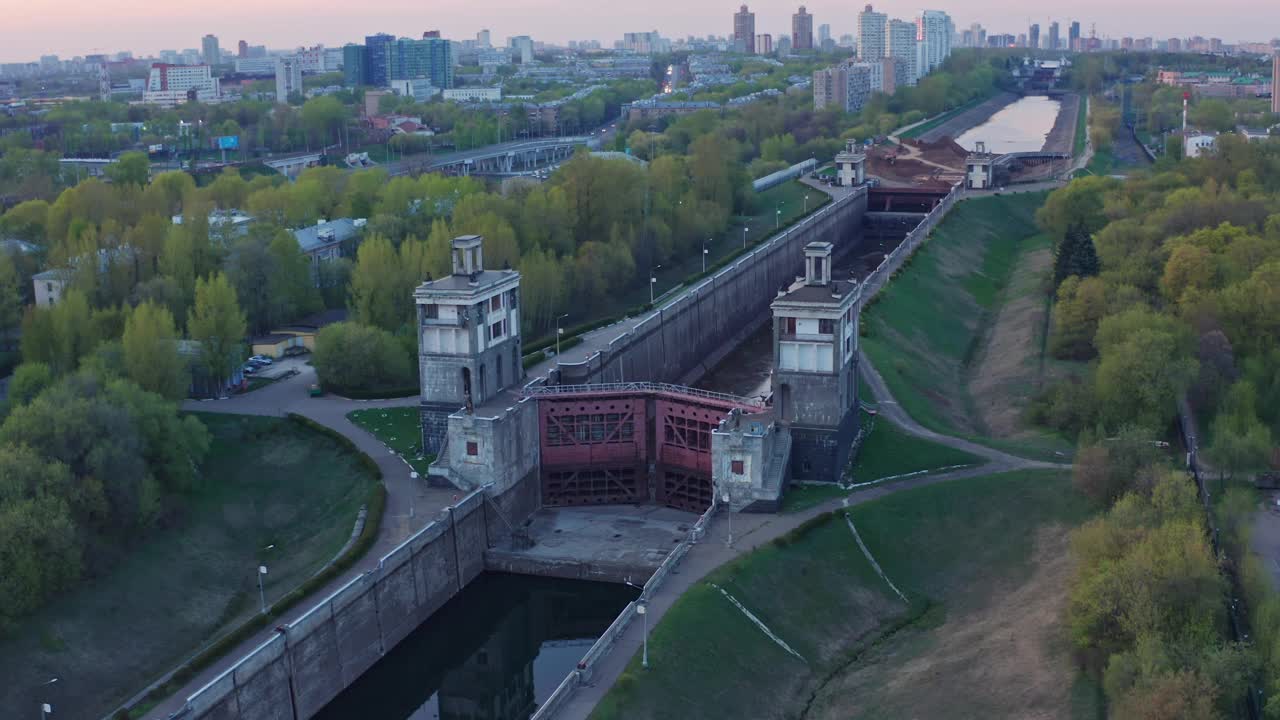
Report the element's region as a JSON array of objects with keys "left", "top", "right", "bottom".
[
  {"left": 843, "top": 513, "right": 908, "bottom": 603},
  {"left": 711, "top": 583, "right": 806, "bottom": 663}
]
